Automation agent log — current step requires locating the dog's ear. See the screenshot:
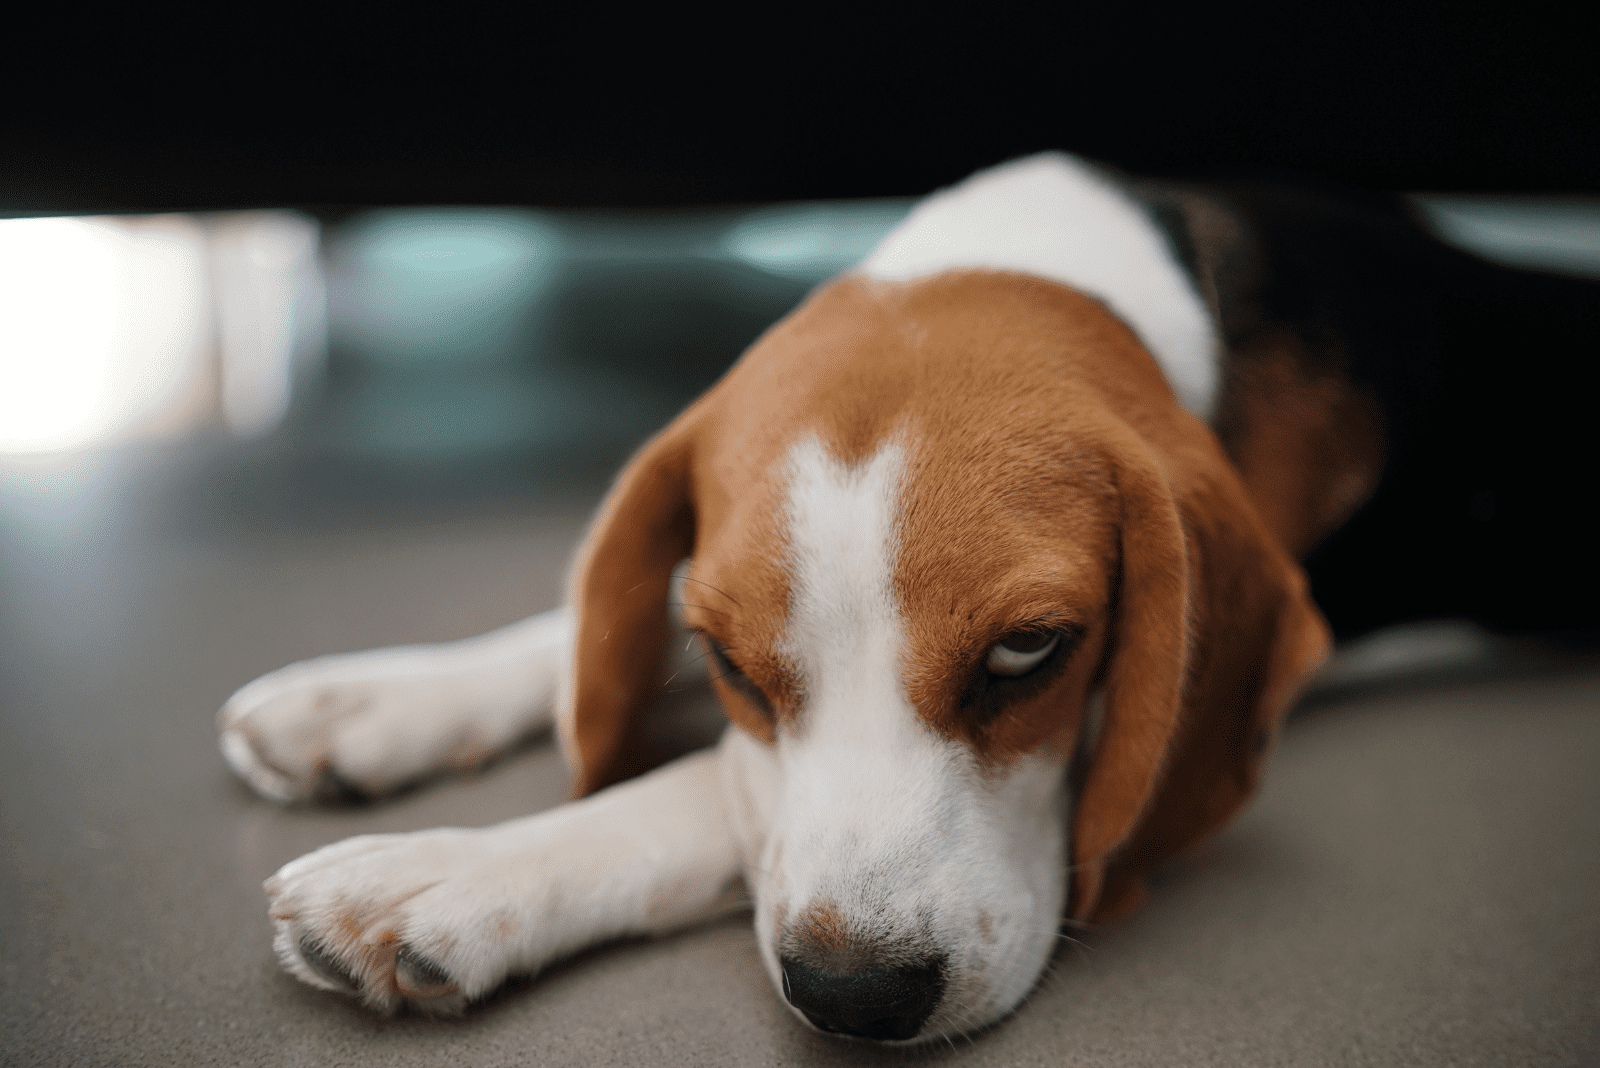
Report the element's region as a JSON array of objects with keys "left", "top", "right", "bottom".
[
  {"left": 1070, "top": 428, "right": 1330, "bottom": 923},
  {"left": 558, "top": 418, "right": 699, "bottom": 798}
]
